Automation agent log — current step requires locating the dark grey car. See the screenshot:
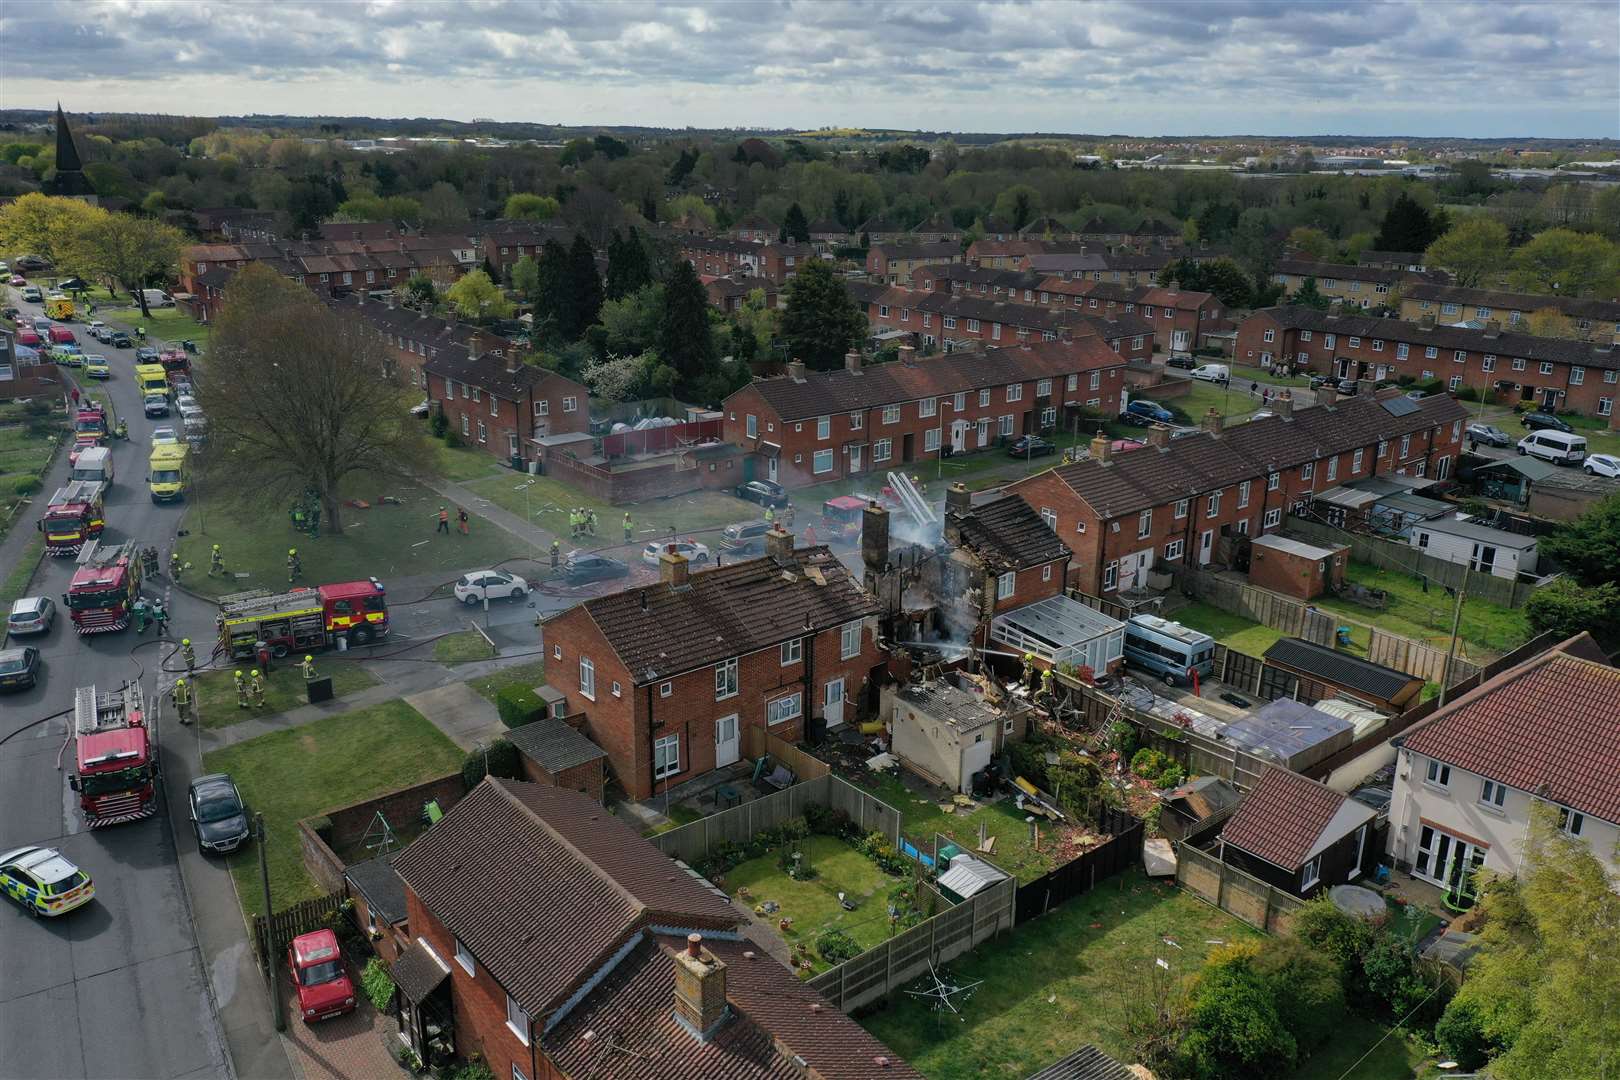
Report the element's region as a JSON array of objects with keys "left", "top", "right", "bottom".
[{"left": 188, "top": 774, "right": 251, "bottom": 853}]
